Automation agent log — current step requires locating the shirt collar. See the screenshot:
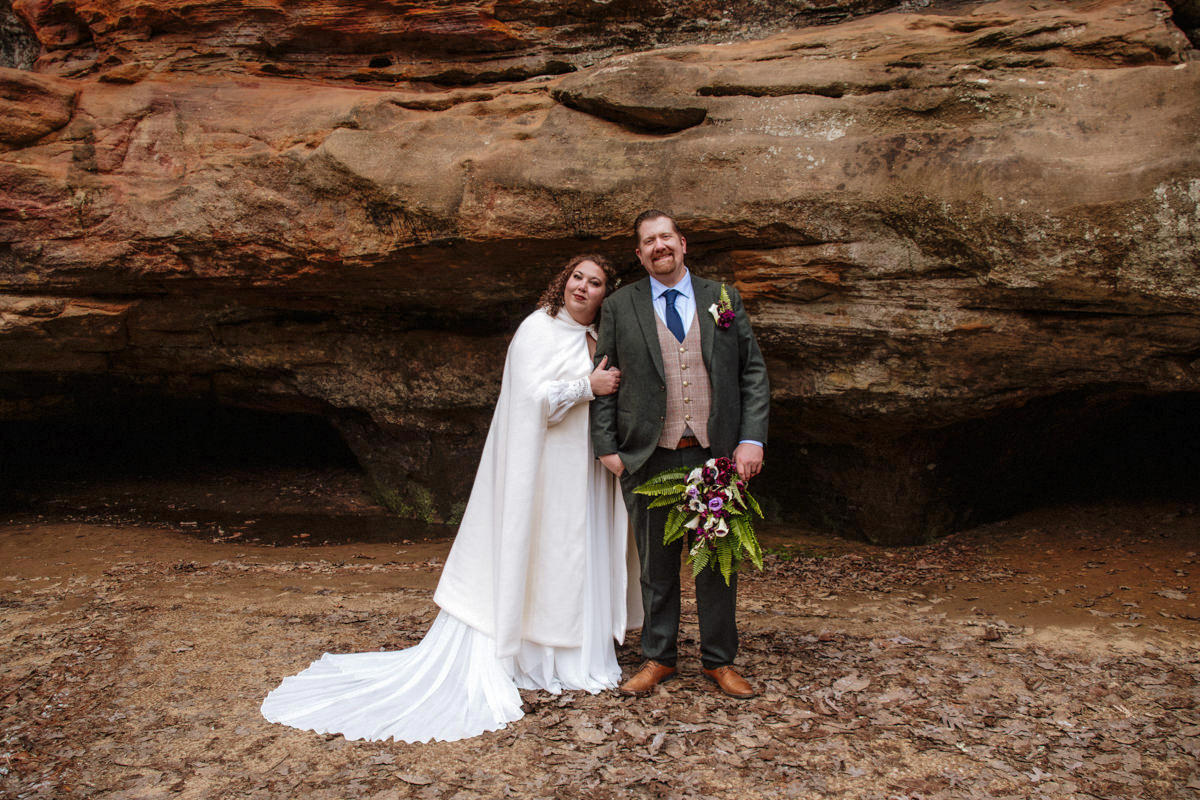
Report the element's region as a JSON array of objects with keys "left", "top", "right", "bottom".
[{"left": 649, "top": 269, "right": 692, "bottom": 301}]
